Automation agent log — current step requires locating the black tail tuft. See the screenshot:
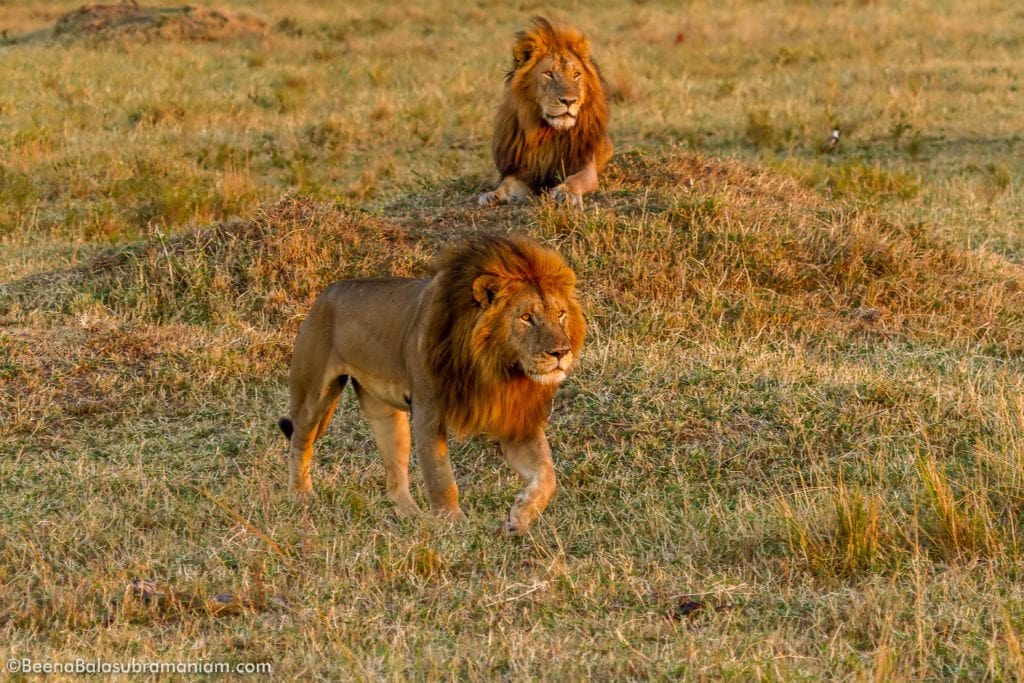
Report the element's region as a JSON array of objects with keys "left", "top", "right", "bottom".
[{"left": 278, "top": 417, "right": 294, "bottom": 440}]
